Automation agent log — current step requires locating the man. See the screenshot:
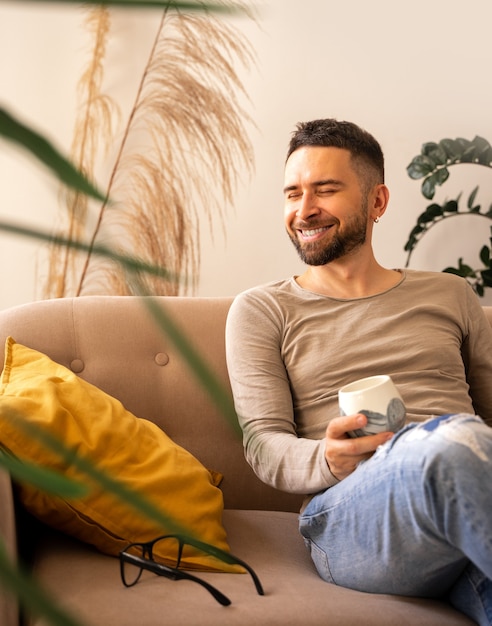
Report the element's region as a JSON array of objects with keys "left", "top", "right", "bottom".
[{"left": 225, "top": 119, "right": 492, "bottom": 625}]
